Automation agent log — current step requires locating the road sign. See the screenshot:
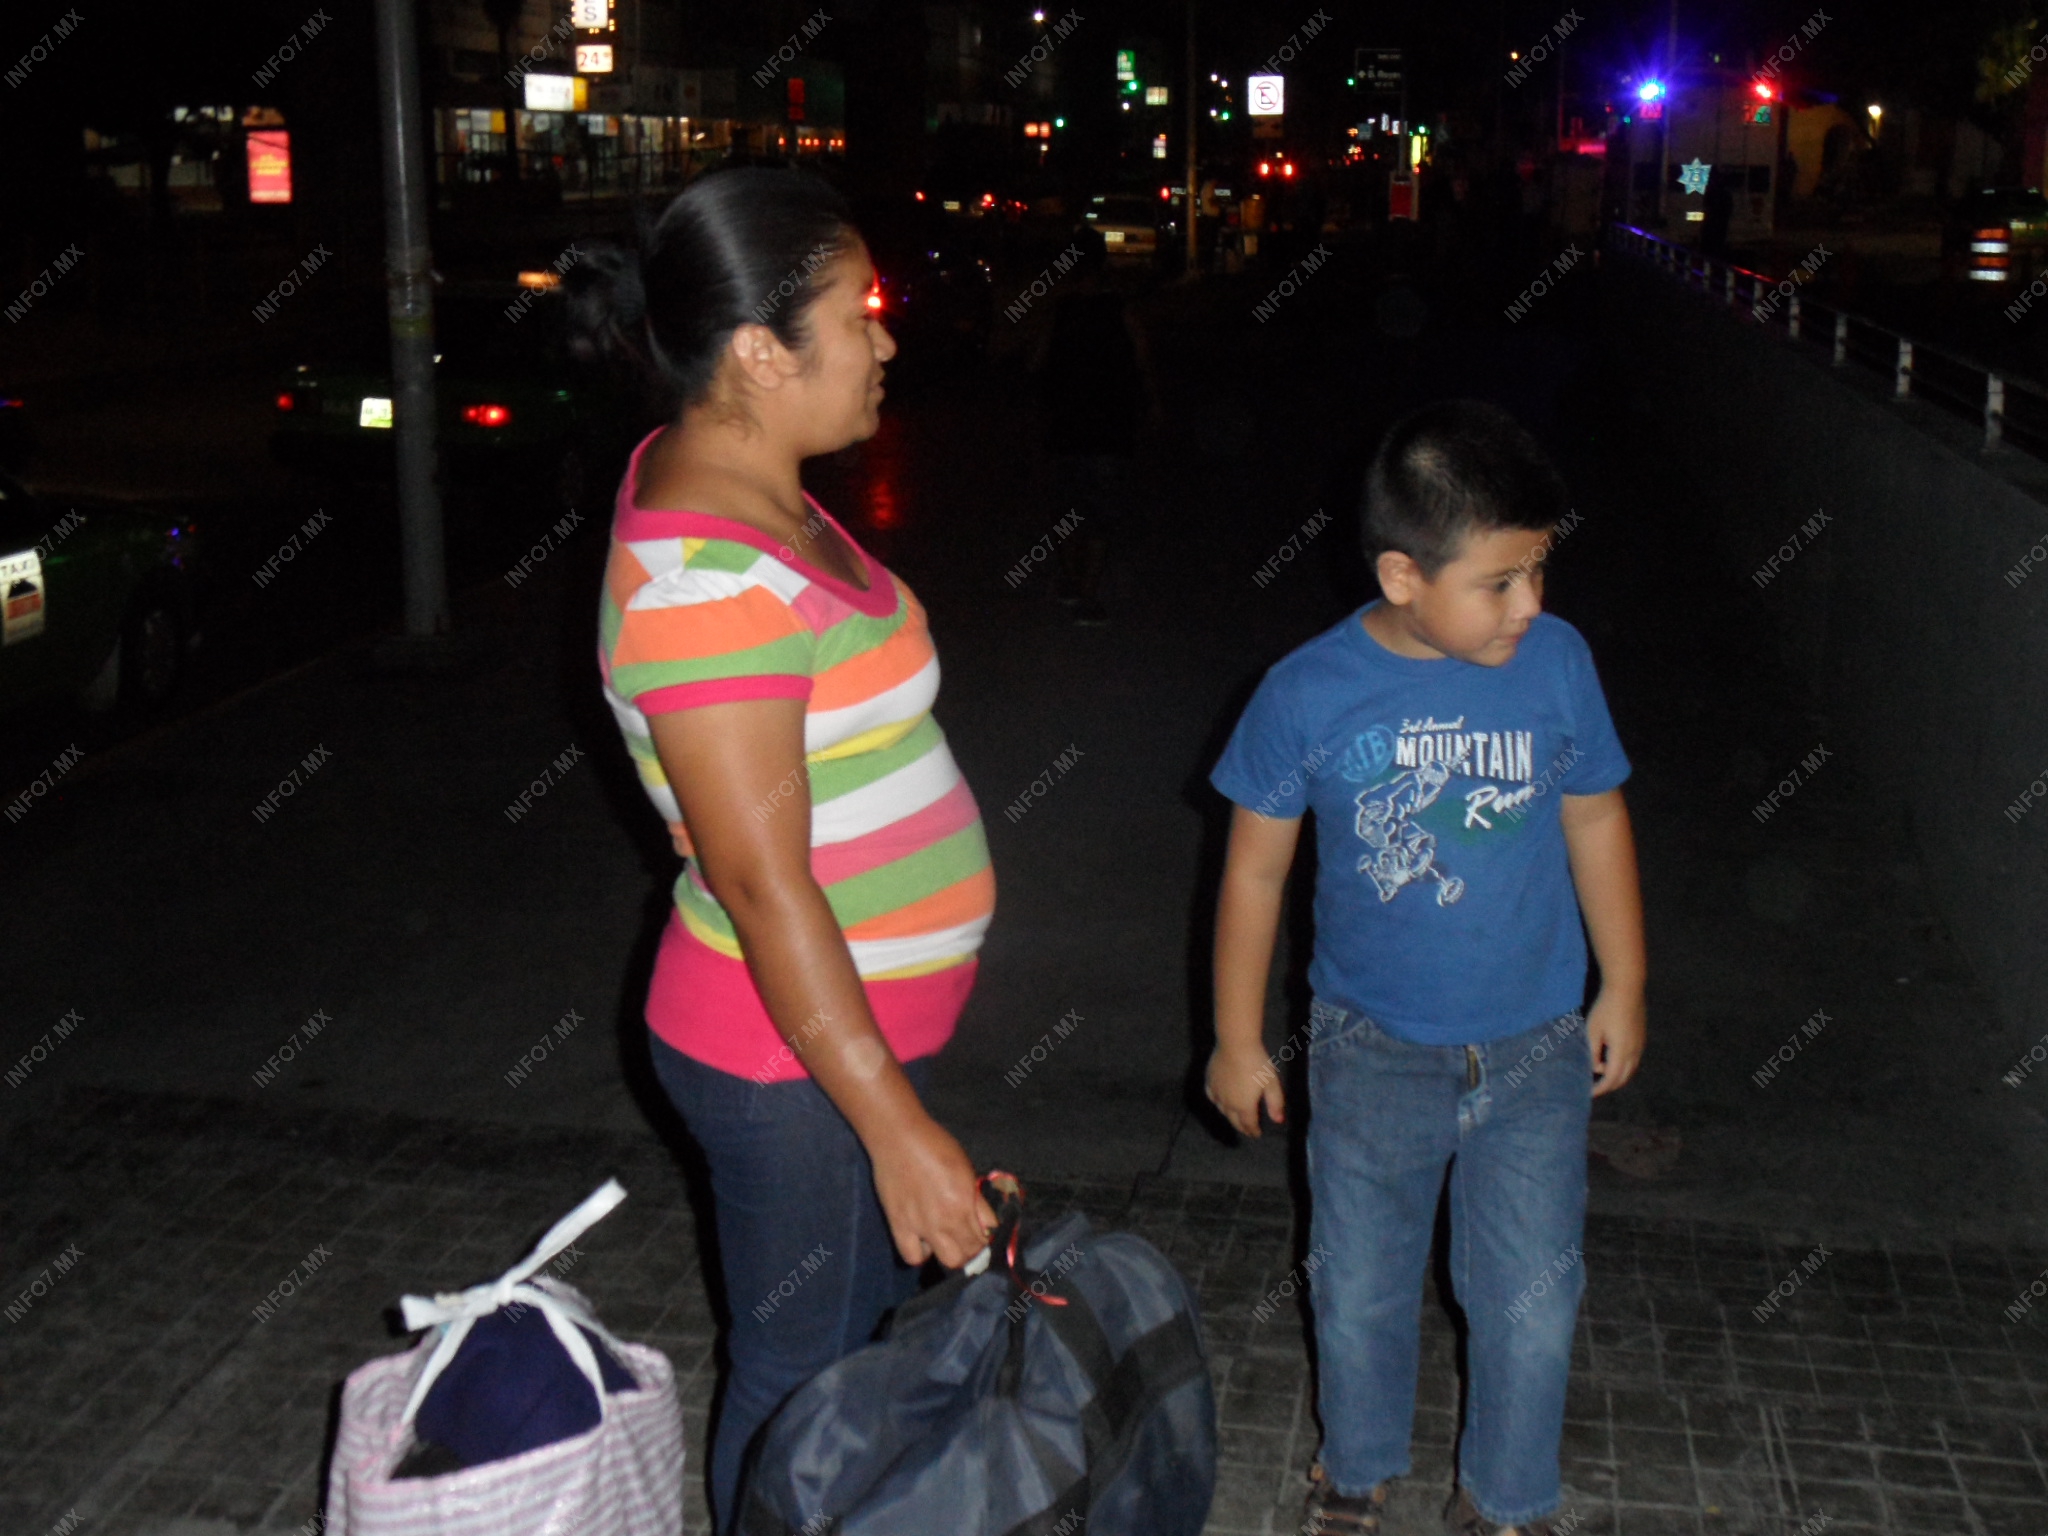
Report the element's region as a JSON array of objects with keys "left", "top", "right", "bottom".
[
  {"left": 1248, "top": 74, "right": 1284, "bottom": 116},
  {"left": 1356, "top": 48, "right": 1402, "bottom": 96}
]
